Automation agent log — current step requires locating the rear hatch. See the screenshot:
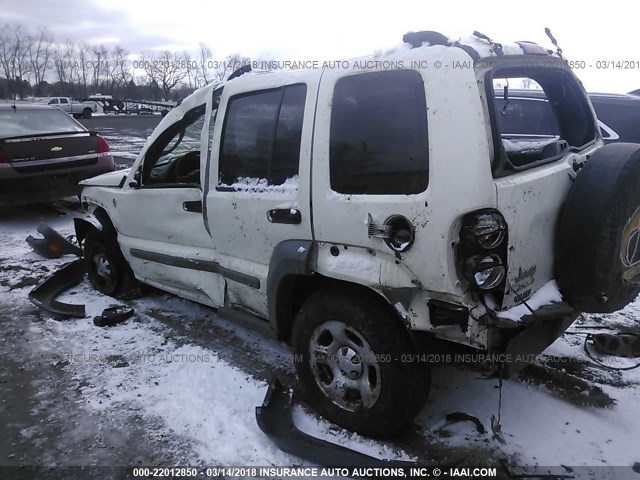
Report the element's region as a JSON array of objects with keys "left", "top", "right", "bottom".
[{"left": 476, "top": 57, "right": 601, "bottom": 309}]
